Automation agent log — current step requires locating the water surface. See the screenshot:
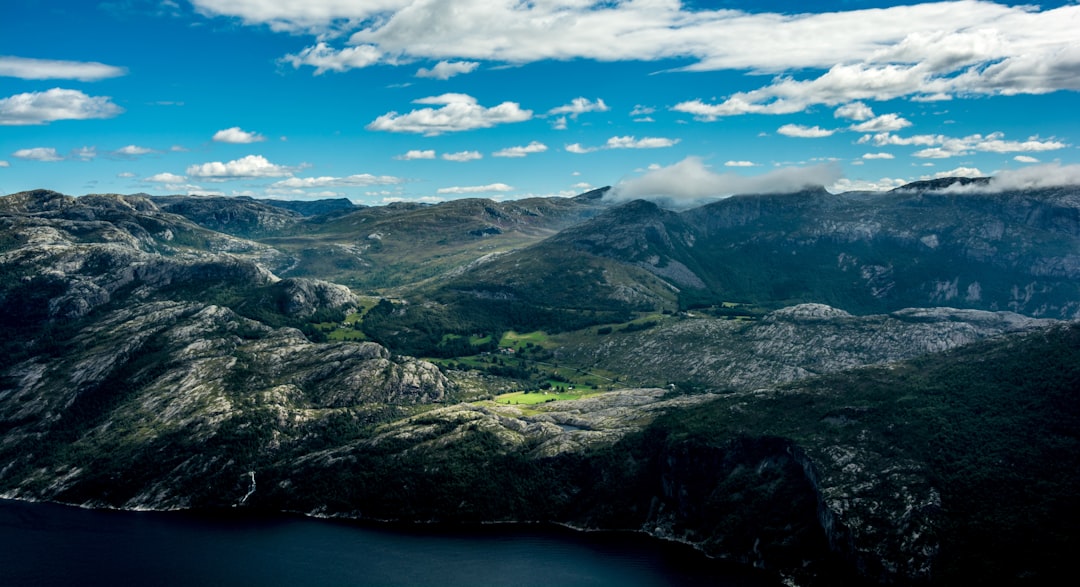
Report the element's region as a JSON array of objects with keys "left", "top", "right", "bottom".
[{"left": 0, "top": 499, "right": 778, "bottom": 586}]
